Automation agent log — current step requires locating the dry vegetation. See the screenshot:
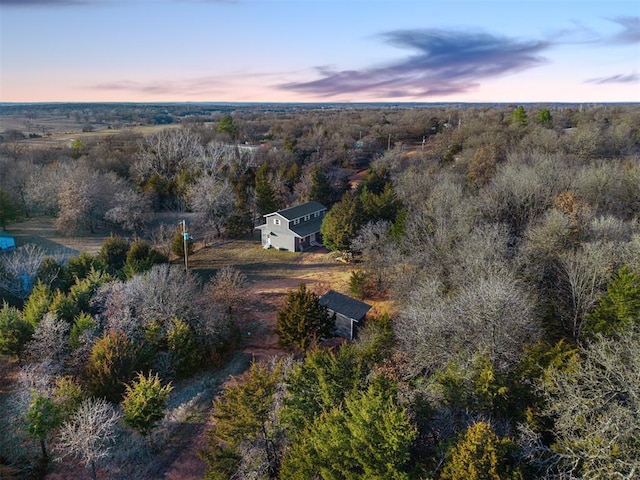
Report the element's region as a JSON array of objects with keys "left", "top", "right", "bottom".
[{"left": 1, "top": 102, "right": 639, "bottom": 480}]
